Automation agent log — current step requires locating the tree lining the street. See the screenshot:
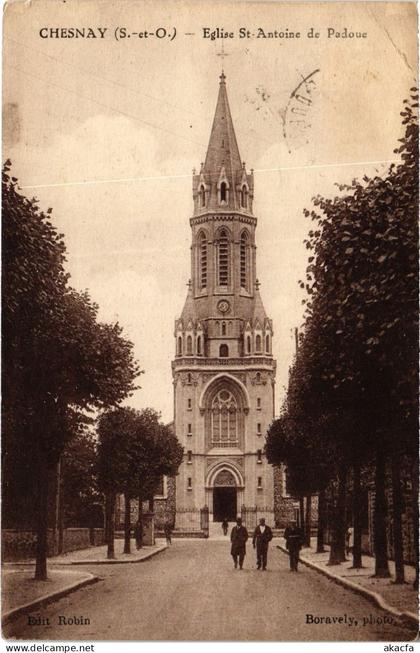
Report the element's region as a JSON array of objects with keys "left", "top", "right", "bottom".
[
  {"left": 2, "top": 162, "right": 141, "bottom": 579},
  {"left": 59, "top": 423, "right": 102, "bottom": 529},
  {"left": 96, "top": 407, "right": 183, "bottom": 558},
  {"left": 266, "top": 90, "right": 418, "bottom": 582}
]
